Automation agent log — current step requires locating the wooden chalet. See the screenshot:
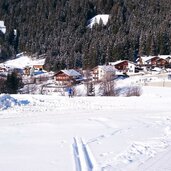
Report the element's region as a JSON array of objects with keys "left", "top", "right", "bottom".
[
  {"left": 136, "top": 56, "right": 171, "bottom": 71},
  {"left": 114, "top": 60, "right": 128, "bottom": 71},
  {"left": 137, "top": 56, "right": 160, "bottom": 66},
  {"left": 109, "top": 60, "right": 135, "bottom": 73},
  {"left": 23, "top": 66, "right": 31, "bottom": 76},
  {"left": 156, "top": 58, "right": 169, "bottom": 67},
  {"left": 158, "top": 55, "right": 171, "bottom": 63},
  {"left": 54, "top": 69, "right": 83, "bottom": 86},
  {"left": 145, "top": 56, "right": 159, "bottom": 65},
  {"left": 33, "top": 64, "right": 44, "bottom": 70}
]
